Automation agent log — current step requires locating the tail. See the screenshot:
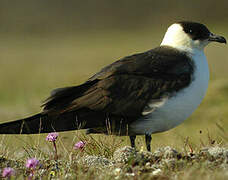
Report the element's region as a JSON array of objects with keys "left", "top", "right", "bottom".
[{"left": 0, "top": 110, "right": 106, "bottom": 134}]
